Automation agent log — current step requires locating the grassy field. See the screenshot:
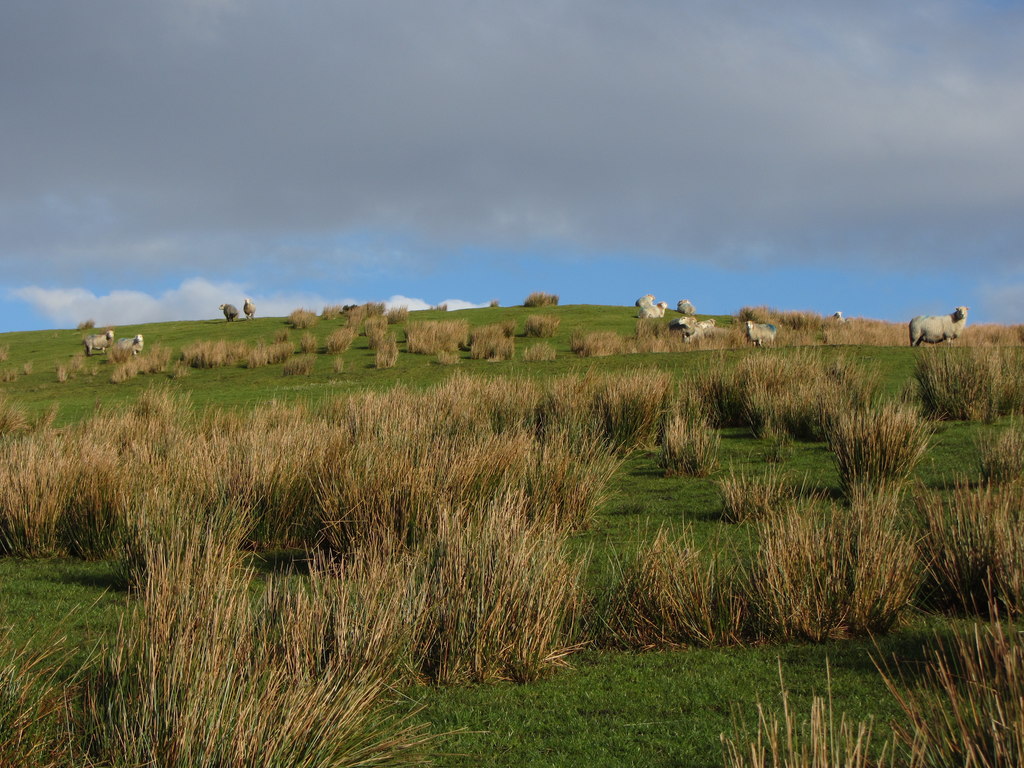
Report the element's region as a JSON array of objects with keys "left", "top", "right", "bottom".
[{"left": 0, "top": 301, "right": 1020, "bottom": 767}]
